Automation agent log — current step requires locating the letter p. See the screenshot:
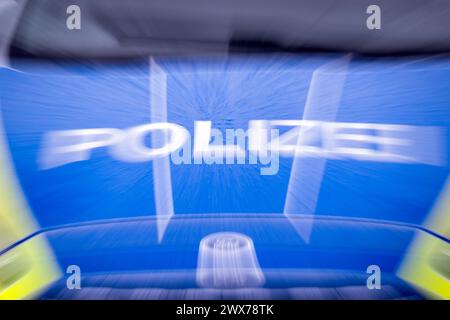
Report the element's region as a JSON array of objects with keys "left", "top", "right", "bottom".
[{"left": 38, "top": 128, "right": 124, "bottom": 169}]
